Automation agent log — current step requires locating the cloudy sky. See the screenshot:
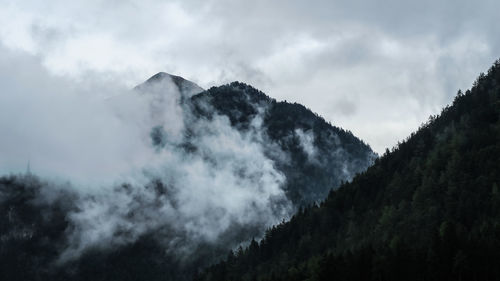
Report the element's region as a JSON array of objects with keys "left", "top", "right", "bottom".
[{"left": 1, "top": 0, "right": 499, "bottom": 152}]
